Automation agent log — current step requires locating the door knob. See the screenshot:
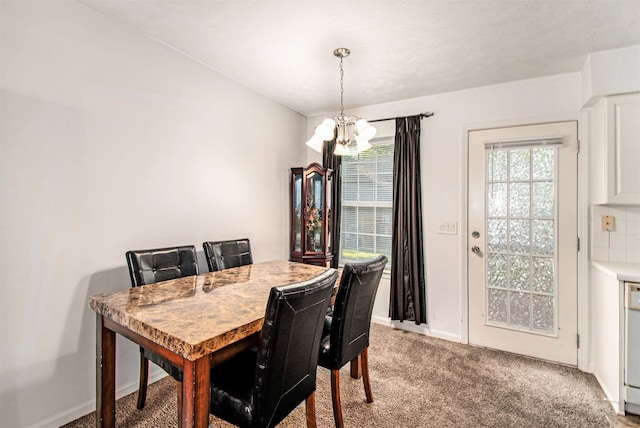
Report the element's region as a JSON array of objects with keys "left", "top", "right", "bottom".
[
  {"left": 472, "top": 231, "right": 480, "bottom": 238},
  {"left": 471, "top": 246, "right": 481, "bottom": 254}
]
